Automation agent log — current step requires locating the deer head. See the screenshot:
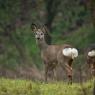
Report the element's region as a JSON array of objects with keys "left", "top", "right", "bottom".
[
  {"left": 31, "top": 24, "right": 48, "bottom": 50},
  {"left": 31, "top": 24, "right": 47, "bottom": 41}
]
